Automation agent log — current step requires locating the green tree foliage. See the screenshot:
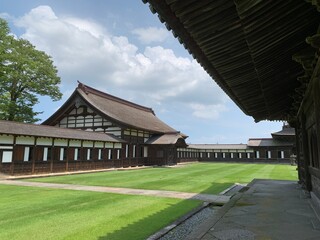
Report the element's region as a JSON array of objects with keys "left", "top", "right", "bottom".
[{"left": 0, "top": 18, "right": 62, "bottom": 123}]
